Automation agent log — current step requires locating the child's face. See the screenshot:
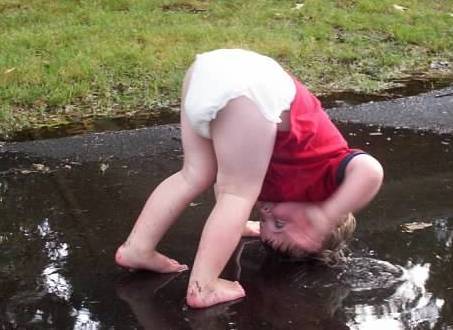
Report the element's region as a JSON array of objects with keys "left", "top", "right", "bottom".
[
  {"left": 257, "top": 202, "right": 299, "bottom": 254},
  {"left": 257, "top": 202, "right": 356, "bottom": 262}
]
